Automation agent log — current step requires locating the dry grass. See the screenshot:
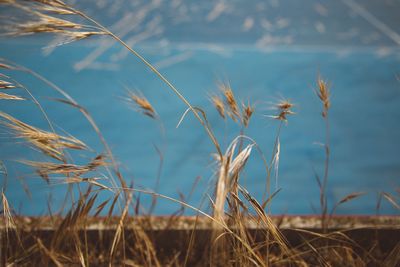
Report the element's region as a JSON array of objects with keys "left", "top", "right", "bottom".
[
  {"left": 0, "top": 1, "right": 398, "bottom": 266},
  {"left": 0, "top": 92, "right": 25, "bottom": 100},
  {"left": 210, "top": 94, "right": 225, "bottom": 119},
  {"left": 241, "top": 101, "right": 254, "bottom": 128},
  {"left": 0, "top": 79, "right": 16, "bottom": 89},
  {"left": 1, "top": 0, "right": 106, "bottom": 45},
  {"left": 0, "top": 75, "right": 24, "bottom": 100},
  {"left": 125, "top": 90, "right": 157, "bottom": 119},
  {"left": 210, "top": 85, "right": 254, "bottom": 128},
  {"left": 220, "top": 83, "right": 240, "bottom": 121},
  {"left": 316, "top": 76, "right": 330, "bottom": 118},
  {"left": 314, "top": 76, "right": 332, "bottom": 230},
  {"left": 268, "top": 99, "right": 295, "bottom": 122},
  {"left": 0, "top": 111, "right": 87, "bottom": 162}
]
